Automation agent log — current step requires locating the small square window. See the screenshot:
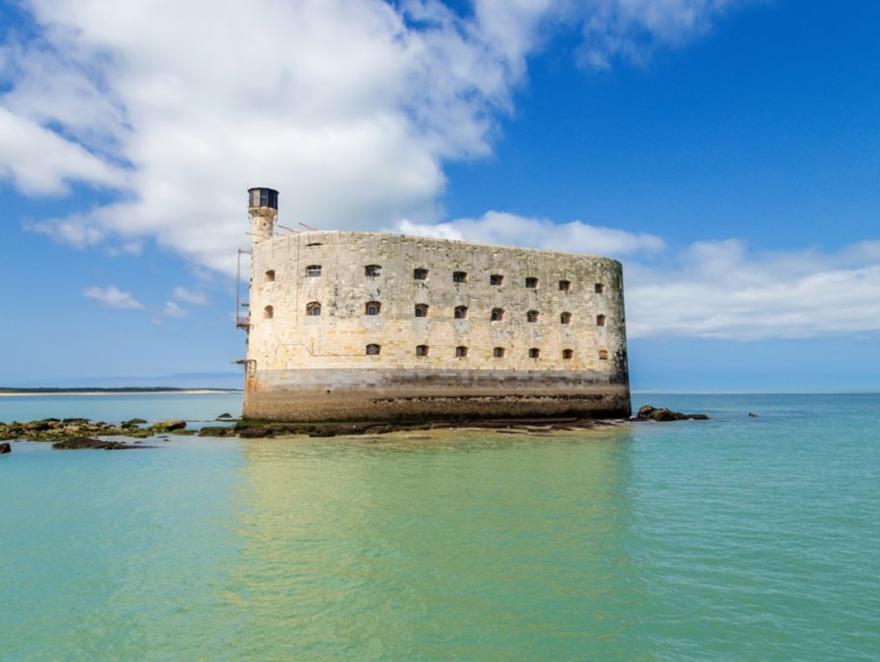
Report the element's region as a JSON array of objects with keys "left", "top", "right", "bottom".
[
  {"left": 305, "top": 265, "right": 321, "bottom": 277},
  {"left": 595, "top": 283, "right": 604, "bottom": 294},
  {"left": 366, "top": 344, "right": 381, "bottom": 355},
  {"left": 454, "top": 306, "right": 468, "bottom": 320},
  {"left": 490, "top": 274, "right": 503, "bottom": 286},
  {"left": 416, "top": 345, "right": 429, "bottom": 357},
  {"left": 414, "top": 268, "right": 428, "bottom": 280},
  {"left": 453, "top": 271, "right": 467, "bottom": 283},
  {"left": 598, "top": 349, "right": 609, "bottom": 360},
  {"left": 265, "top": 269, "right": 275, "bottom": 282},
  {"left": 365, "top": 264, "right": 382, "bottom": 277},
  {"left": 562, "top": 349, "right": 573, "bottom": 360},
  {"left": 525, "top": 277, "right": 538, "bottom": 288},
  {"left": 559, "top": 280, "right": 570, "bottom": 292},
  {"left": 528, "top": 347, "right": 540, "bottom": 359},
  {"left": 493, "top": 347, "right": 505, "bottom": 358},
  {"left": 455, "top": 346, "right": 468, "bottom": 358},
  {"left": 414, "top": 304, "right": 428, "bottom": 318}
]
